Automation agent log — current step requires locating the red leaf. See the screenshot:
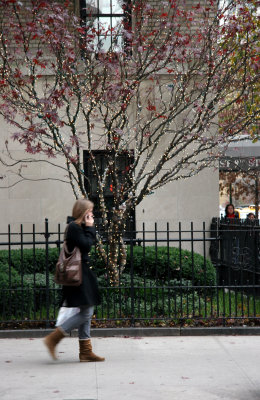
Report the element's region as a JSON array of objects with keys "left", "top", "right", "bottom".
[
  {"left": 147, "top": 104, "right": 156, "bottom": 112},
  {"left": 38, "top": 2, "right": 48, "bottom": 8}
]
